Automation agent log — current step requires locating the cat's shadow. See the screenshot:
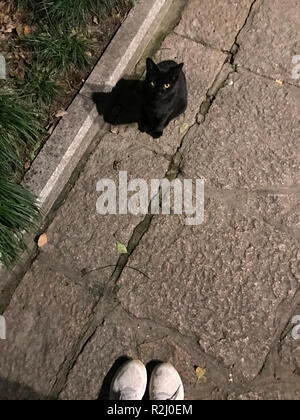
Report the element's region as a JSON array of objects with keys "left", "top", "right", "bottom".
[{"left": 92, "top": 79, "right": 144, "bottom": 128}]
